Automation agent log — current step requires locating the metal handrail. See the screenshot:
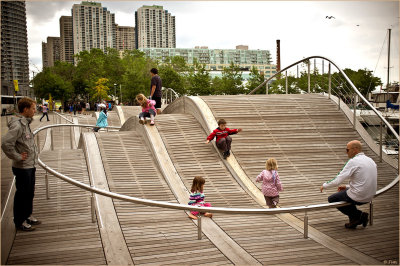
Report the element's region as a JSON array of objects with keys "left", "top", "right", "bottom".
[
  {"left": 248, "top": 55, "right": 399, "bottom": 142},
  {"left": 34, "top": 123, "right": 398, "bottom": 215},
  {"left": 54, "top": 112, "right": 74, "bottom": 124}
]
